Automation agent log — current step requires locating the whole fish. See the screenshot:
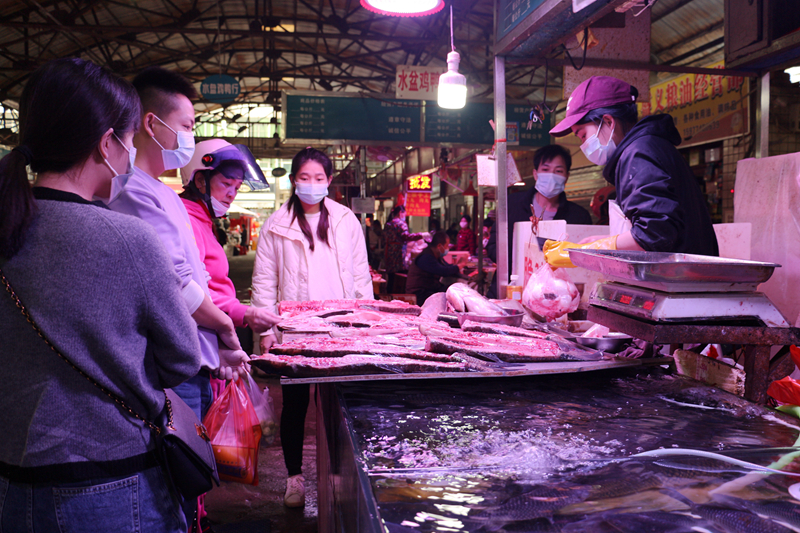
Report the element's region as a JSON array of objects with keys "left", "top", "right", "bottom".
[
  {"left": 712, "top": 495, "right": 800, "bottom": 529},
  {"left": 562, "top": 511, "right": 720, "bottom": 533},
  {"left": 446, "top": 283, "right": 508, "bottom": 316},
  {"left": 585, "top": 472, "right": 663, "bottom": 501},
  {"left": 664, "top": 489, "right": 792, "bottom": 533},
  {"left": 419, "top": 291, "right": 448, "bottom": 321},
  {"left": 475, "top": 485, "right": 590, "bottom": 522}
]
